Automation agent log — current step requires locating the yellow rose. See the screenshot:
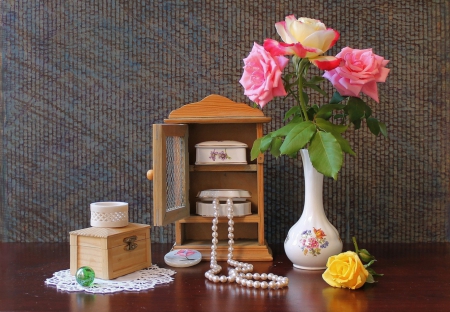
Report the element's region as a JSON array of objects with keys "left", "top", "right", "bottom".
[{"left": 322, "top": 251, "right": 369, "bottom": 290}]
